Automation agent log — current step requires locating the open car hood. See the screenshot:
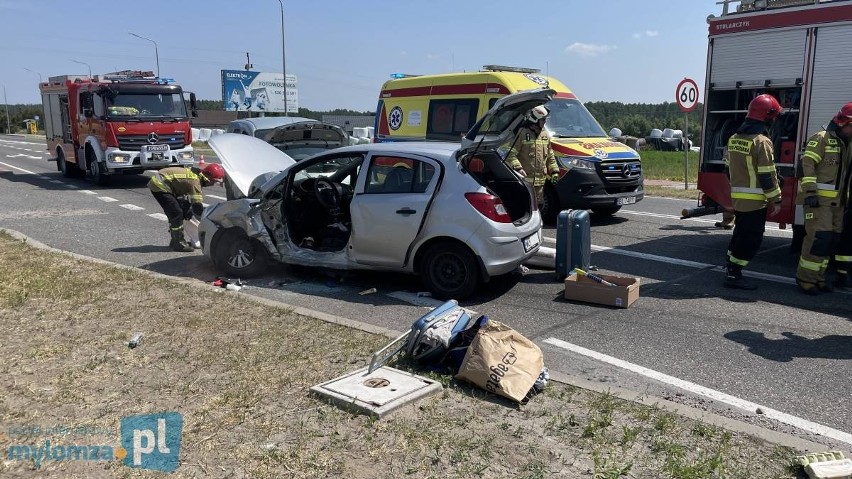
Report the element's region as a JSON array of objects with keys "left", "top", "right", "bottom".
[
  {"left": 208, "top": 133, "right": 296, "bottom": 197},
  {"left": 265, "top": 120, "right": 348, "bottom": 149},
  {"left": 459, "top": 88, "right": 555, "bottom": 156}
]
